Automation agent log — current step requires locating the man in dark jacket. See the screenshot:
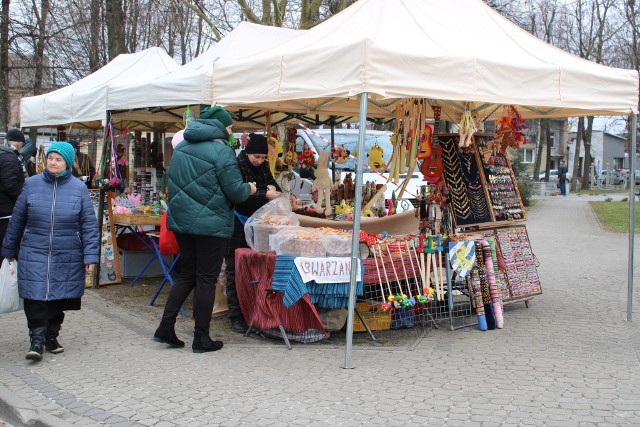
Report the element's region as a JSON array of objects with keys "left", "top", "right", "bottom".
[
  {"left": 0, "top": 128, "right": 26, "bottom": 263},
  {"left": 154, "top": 106, "right": 257, "bottom": 353},
  {"left": 224, "top": 133, "right": 281, "bottom": 333},
  {"left": 559, "top": 159, "right": 568, "bottom": 196}
]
